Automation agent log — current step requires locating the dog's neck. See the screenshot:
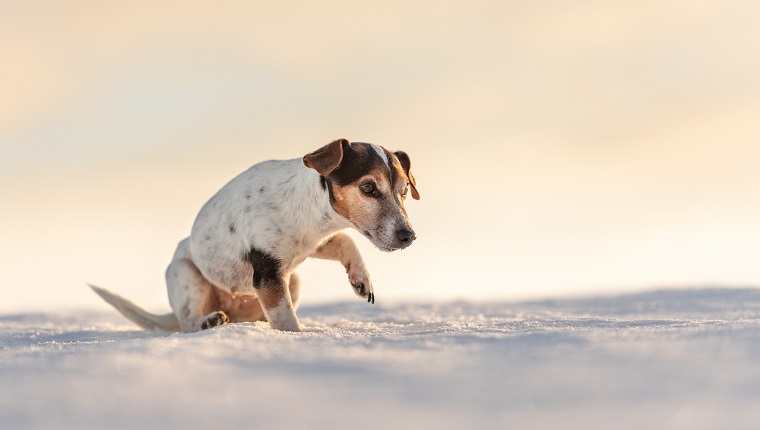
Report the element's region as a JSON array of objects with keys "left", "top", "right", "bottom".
[{"left": 273, "top": 164, "right": 352, "bottom": 264}]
